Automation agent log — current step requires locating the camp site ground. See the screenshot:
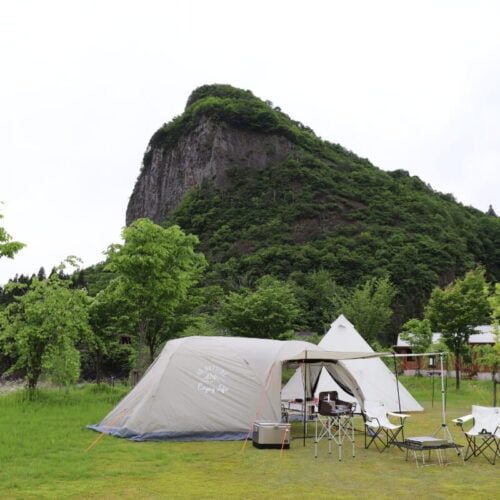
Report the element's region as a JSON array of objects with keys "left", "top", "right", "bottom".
[{"left": 0, "top": 377, "right": 498, "bottom": 499}]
